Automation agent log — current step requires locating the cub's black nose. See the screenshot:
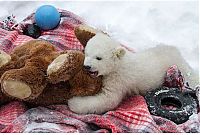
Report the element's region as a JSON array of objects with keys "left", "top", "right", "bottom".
[{"left": 83, "top": 65, "right": 91, "bottom": 70}]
